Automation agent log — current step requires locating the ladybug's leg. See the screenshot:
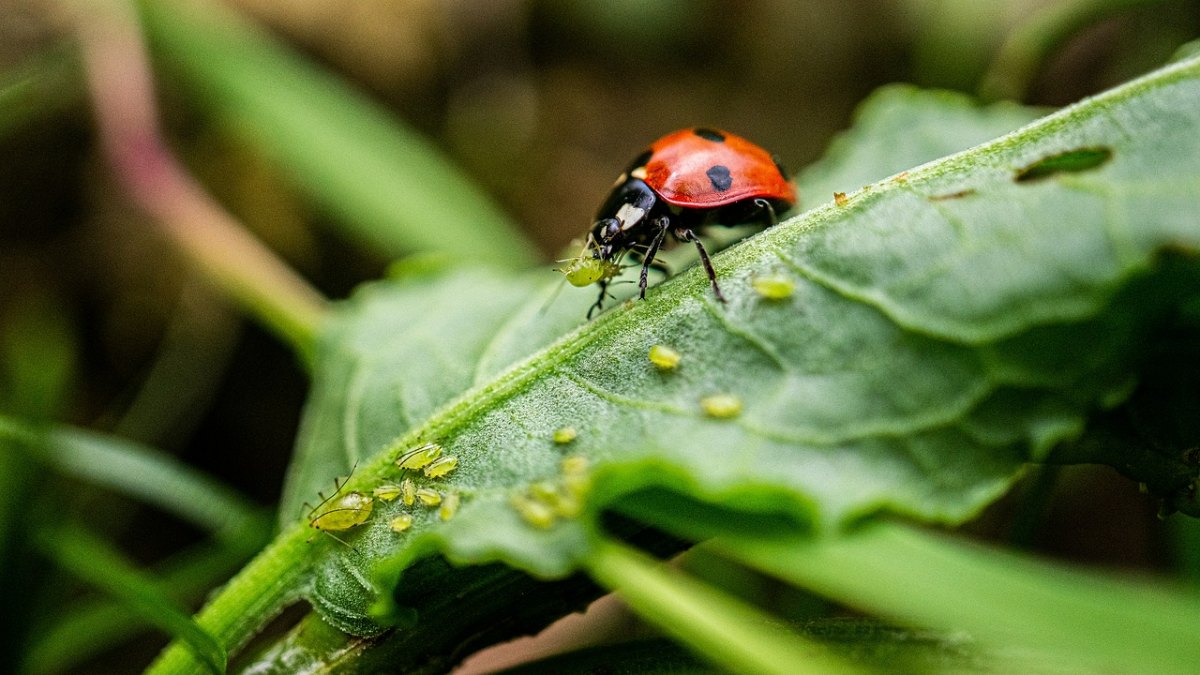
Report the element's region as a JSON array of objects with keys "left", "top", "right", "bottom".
[
  {"left": 677, "top": 228, "right": 727, "bottom": 303},
  {"left": 754, "top": 198, "right": 778, "bottom": 227},
  {"left": 638, "top": 217, "right": 670, "bottom": 300},
  {"left": 587, "top": 278, "right": 609, "bottom": 320}
]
